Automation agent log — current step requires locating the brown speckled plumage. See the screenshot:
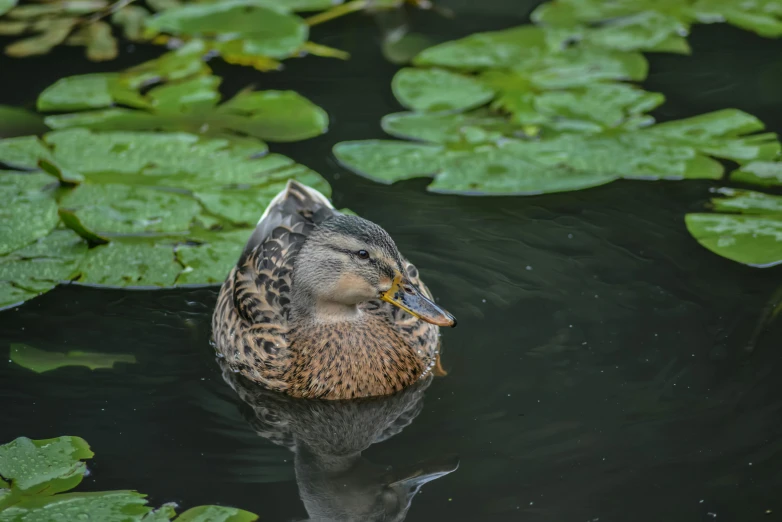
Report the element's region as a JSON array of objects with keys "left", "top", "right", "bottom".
[{"left": 212, "top": 180, "right": 444, "bottom": 400}]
